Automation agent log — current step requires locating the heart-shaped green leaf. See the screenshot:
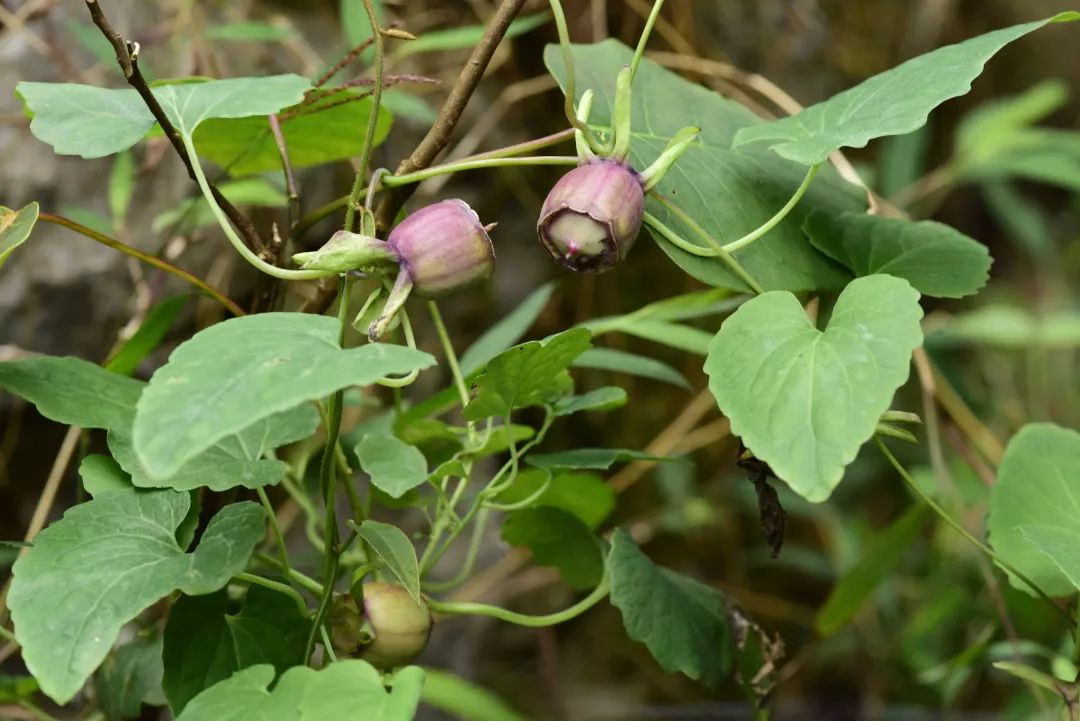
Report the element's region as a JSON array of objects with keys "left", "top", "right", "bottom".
[
  {"left": 705, "top": 275, "right": 923, "bottom": 501},
  {"left": 988, "top": 423, "right": 1080, "bottom": 596},
  {"left": 733, "top": 13, "right": 1080, "bottom": 166},
  {"left": 133, "top": 312, "right": 433, "bottom": 479},
  {"left": 174, "top": 661, "right": 424, "bottom": 721},
  {"left": 804, "top": 211, "right": 992, "bottom": 298},
  {"left": 9, "top": 492, "right": 264, "bottom": 704},
  {"left": 0, "top": 202, "right": 38, "bottom": 271}
]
